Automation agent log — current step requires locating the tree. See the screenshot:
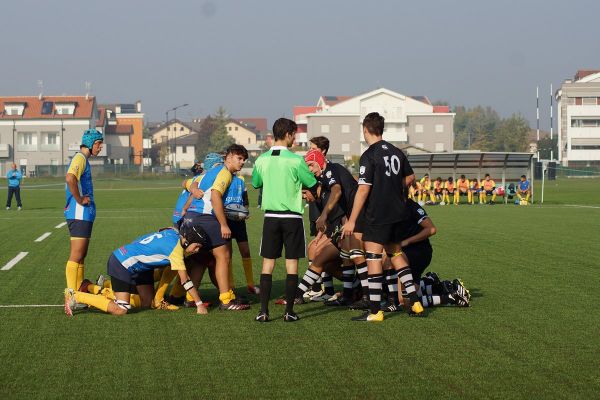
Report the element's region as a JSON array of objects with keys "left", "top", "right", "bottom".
[
  {"left": 195, "top": 116, "right": 216, "bottom": 162},
  {"left": 453, "top": 106, "right": 502, "bottom": 151},
  {"left": 537, "top": 137, "right": 558, "bottom": 160},
  {"left": 207, "top": 106, "right": 234, "bottom": 154},
  {"left": 492, "top": 114, "right": 530, "bottom": 152}
]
